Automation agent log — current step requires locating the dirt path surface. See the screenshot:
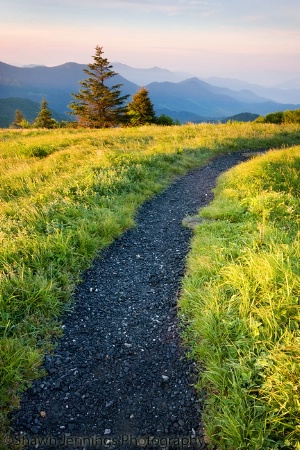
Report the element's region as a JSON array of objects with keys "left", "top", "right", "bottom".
[{"left": 10, "top": 152, "right": 251, "bottom": 450}]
